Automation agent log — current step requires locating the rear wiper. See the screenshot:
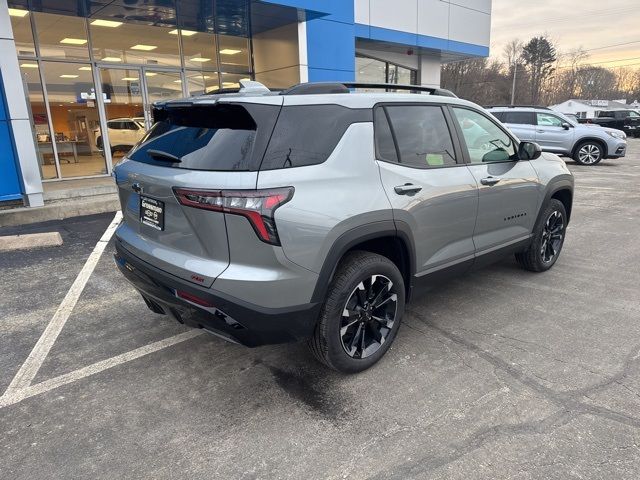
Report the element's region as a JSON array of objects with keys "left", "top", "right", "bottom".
[{"left": 147, "top": 149, "right": 181, "bottom": 163}]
